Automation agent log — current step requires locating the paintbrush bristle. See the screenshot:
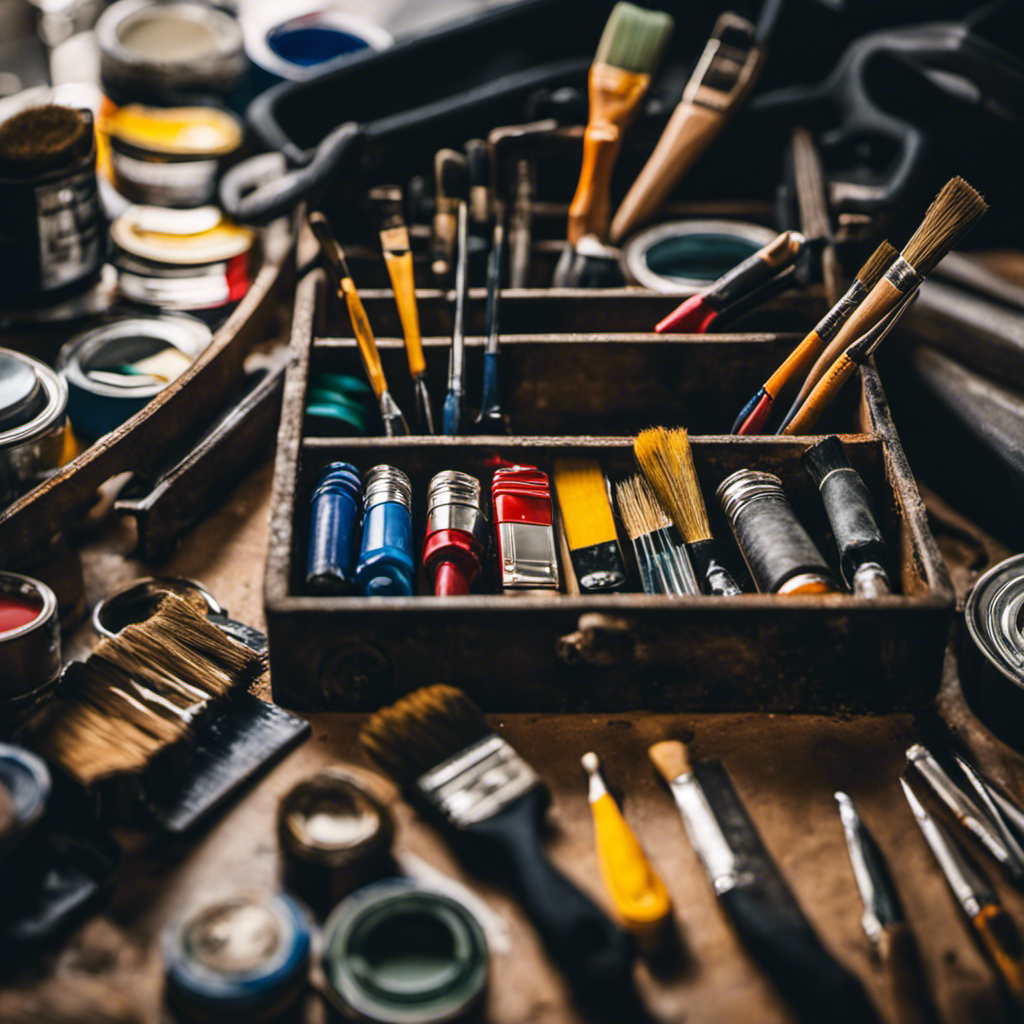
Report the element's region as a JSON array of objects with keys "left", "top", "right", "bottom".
[
  {"left": 634, "top": 427, "right": 711, "bottom": 544},
  {"left": 903, "top": 177, "right": 987, "bottom": 277},
  {"left": 594, "top": 2, "right": 674, "bottom": 74},
  {"left": 553, "top": 458, "right": 618, "bottom": 550},
  {"left": 26, "top": 595, "right": 266, "bottom": 785},
  {"left": 802, "top": 435, "right": 851, "bottom": 488},
  {"left": 856, "top": 240, "right": 898, "bottom": 291},
  {"left": 648, "top": 740, "right": 691, "bottom": 783},
  {"left": 360, "top": 684, "right": 492, "bottom": 789},
  {"left": 615, "top": 475, "right": 671, "bottom": 540}
]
